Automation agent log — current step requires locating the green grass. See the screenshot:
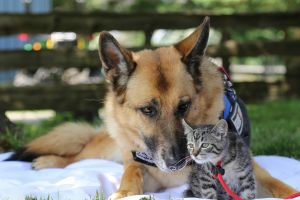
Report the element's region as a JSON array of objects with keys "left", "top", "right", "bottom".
[
  {"left": 24, "top": 191, "right": 105, "bottom": 200},
  {"left": 25, "top": 195, "right": 53, "bottom": 200},
  {"left": 0, "top": 112, "right": 101, "bottom": 152},
  {"left": 248, "top": 99, "right": 300, "bottom": 159},
  {"left": 1, "top": 99, "right": 300, "bottom": 159}
]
